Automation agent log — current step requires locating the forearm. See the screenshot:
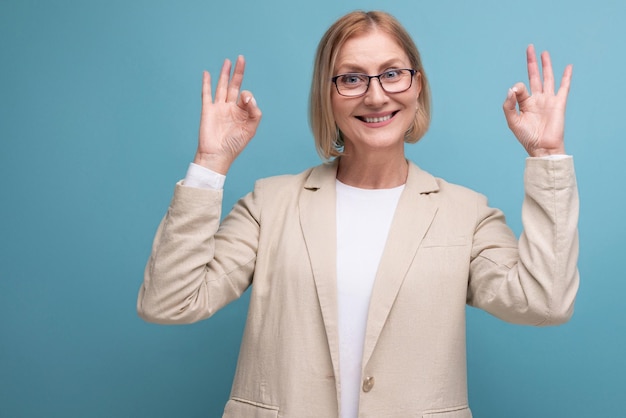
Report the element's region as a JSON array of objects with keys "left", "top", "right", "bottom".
[
  {"left": 516, "top": 156, "right": 579, "bottom": 325},
  {"left": 468, "top": 157, "right": 580, "bottom": 325},
  {"left": 138, "top": 184, "right": 224, "bottom": 323},
  {"left": 137, "top": 182, "right": 258, "bottom": 324}
]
